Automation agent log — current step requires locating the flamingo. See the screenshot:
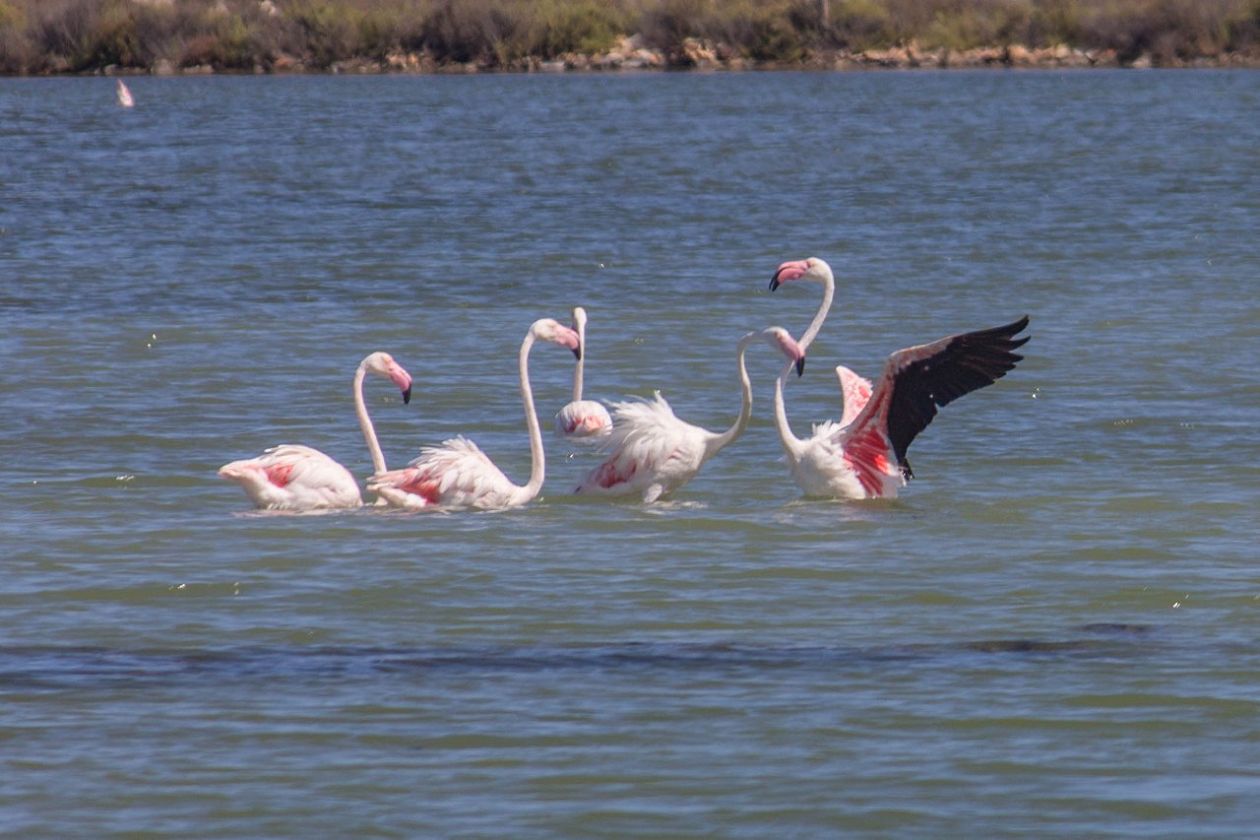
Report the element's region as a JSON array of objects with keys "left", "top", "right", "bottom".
[
  {"left": 554, "top": 306, "right": 613, "bottom": 441},
  {"left": 768, "top": 256, "right": 857, "bottom": 411},
  {"left": 574, "top": 327, "right": 806, "bottom": 503},
  {"left": 768, "top": 297, "right": 1030, "bottom": 499},
  {"left": 368, "top": 318, "right": 580, "bottom": 510},
  {"left": 769, "top": 256, "right": 882, "bottom": 426},
  {"left": 218, "top": 352, "right": 413, "bottom": 511},
  {"left": 769, "top": 257, "right": 835, "bottom": 352},
  {"left": 116, "top": 79, "right": 134, "bottom": 108}
]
